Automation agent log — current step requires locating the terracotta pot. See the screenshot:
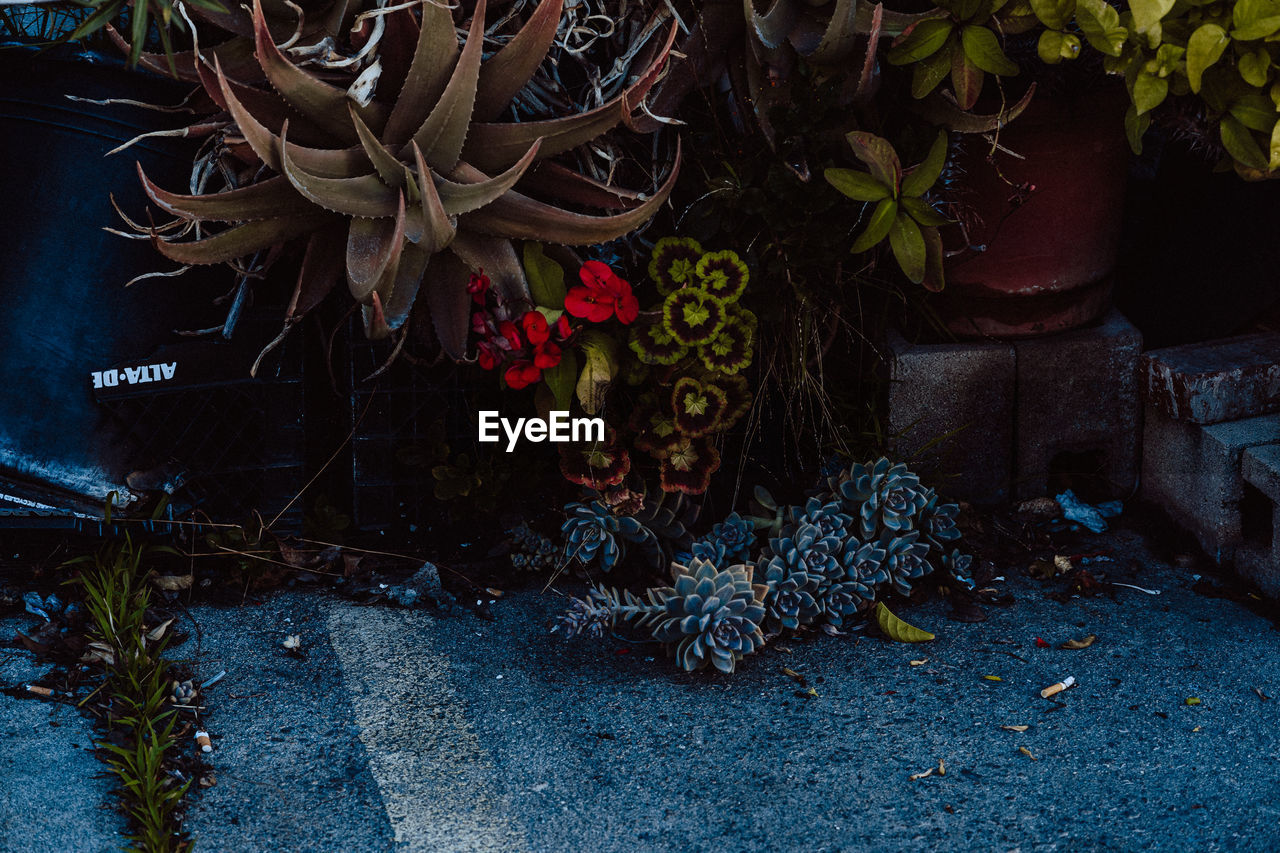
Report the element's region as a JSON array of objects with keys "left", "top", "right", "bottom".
[{"left": 935, "top": 89, "right": 1130, "bottom": 339}]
